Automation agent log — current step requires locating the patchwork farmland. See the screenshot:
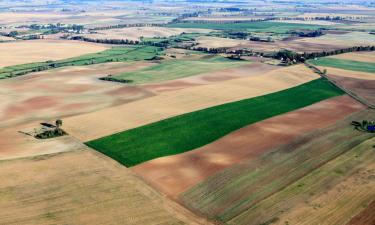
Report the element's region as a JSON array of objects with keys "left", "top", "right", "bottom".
[{"left": 1, "top": 1, "right": 375, "bottom": 225}]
